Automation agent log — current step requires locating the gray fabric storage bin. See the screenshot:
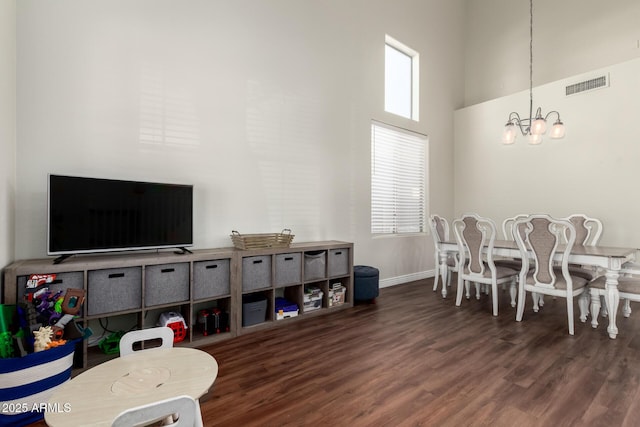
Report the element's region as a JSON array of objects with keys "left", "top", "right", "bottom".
[
  {"left": 193, "top": 259, "right": 230, "bottom": 300},
  {"left": 145, "top": 262, "right": 190, "bottom": 306},
  {"left": 328, "top": 248, "right": 350, "bottom": 277},
  {"left": 88, "top": 267, "right": 142, "bottom": 315},
  {"left": 274, "top": 253, "right": 301, "bottom": 287},
  {"left": 242, "top": 256, "right": 271, "bottom": 291},
  {"left": 17, "top": 271, "right": 84, "bottom": 298},
  {"left": 304, "top": 251, "right": 326, "bottom": 281},
  {"left": 242, "top": 294, "right": 267, "bottom": 326}
]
